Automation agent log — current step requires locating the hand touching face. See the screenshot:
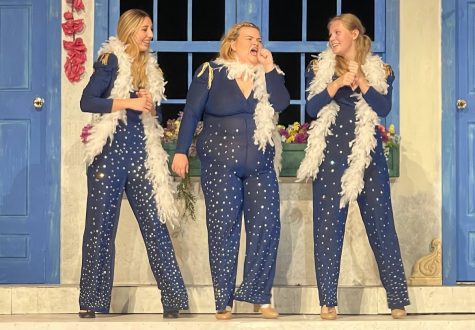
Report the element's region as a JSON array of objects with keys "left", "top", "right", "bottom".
[{"left": 257, "top": 48, "right": 275, "bottom": 72}]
